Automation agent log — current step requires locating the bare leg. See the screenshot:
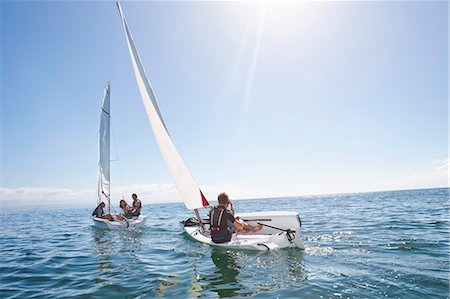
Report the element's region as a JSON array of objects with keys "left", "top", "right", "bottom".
[
  {"left": 101, "top": 214, "right": 114, "bottom": 221},
  {"left": 243, "top": 222, "right": 263, "bottom": 232},
  {"left": 236, "top": 218, "right": 263, "bottom": 233},
  {"left": 115, "top": 214, "right": 127, "bottom": 221}
]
